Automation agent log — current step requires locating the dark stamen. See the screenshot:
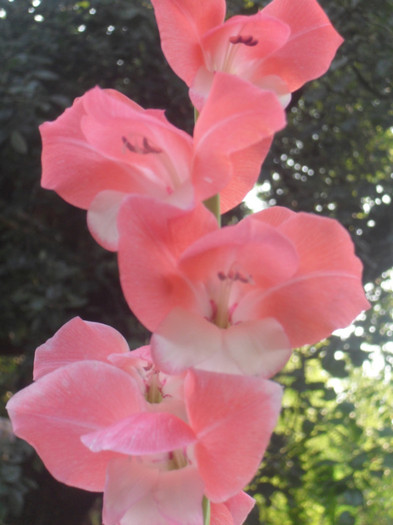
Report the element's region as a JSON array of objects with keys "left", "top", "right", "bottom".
[
  {"left": 235, "top": 272, "right": 250, "bottom": 284},
  {"left": 122, "top": 136, "right": 162, "bottom": 155},
  {"left": 122, "top": 136, "right": 136, "bottom": 152},
  {"left": 218, "top": 270, "right": 251, "bottom": 283},
  {"left": 142, "top": 137, "right": 163, "bottom": 154},
  {"left": 229, "top": 34, "right": 258, "bottom": 47}
]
